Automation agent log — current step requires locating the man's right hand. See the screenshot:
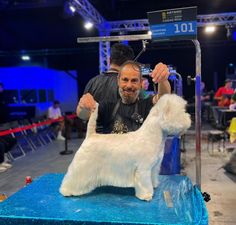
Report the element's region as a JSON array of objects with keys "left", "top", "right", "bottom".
[{"left": 76, "top": 93, "right": 96, "bottom": 118}]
